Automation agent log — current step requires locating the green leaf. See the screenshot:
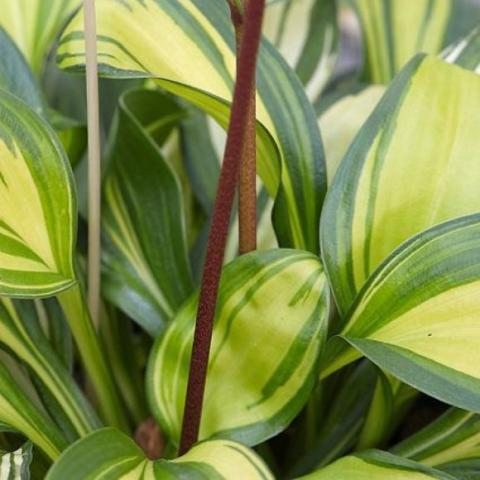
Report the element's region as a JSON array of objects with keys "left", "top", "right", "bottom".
[
  {"left": 352, "top": 0, "right": 480, "bottom": 84},
  {"left": 298, "top": 450, "right": 456, "bottom": 480},
  {"left": 0, "top": 27, "right": 86, "bottom": 168},
  {"left": 36, "top": 298, "right": 73, "bottom": 371},
  {"left": 356, "top": 372, "right": 416, "bottom": 450},
  {"left": 102, "top": 89, "right": 194, "bottom": 337},
  {"left": 0, "top": 0, "right": 80, "bottom": 74},
  {"left": 47, "top": 110, "right": 87, "bottom": 169},
  {"left": 321, "top": 55, "right": 480, "bottom": 317},
  {"left": 393, "top": 408, "right": 480, "bottom": 469},
  {"left": 180, "top": 110, "right": 220, "bottom": 216},
  {"left": 442, "top": 25, "right": 480, "bottom": 72},
  {"left": 57, "top": 284, "right": 129, "bottom": 432},
  {"left": 46, "top": 427, "right": 274, "bottom": 479},
  {"left": 0, "top": 362, "right": 67, "bottom": 460},
  {"left": 0, "top": 90, "right": 76, "bottom": 297},
  {"left": 264, "top": 0, "right": 339, "bottom": 100},
  {"left": 287, "top": 361, "right": 378, "bottom": 478},
  {"left": 0, "top": 299, "right": 100, "bottom": 440},
  {"left": 440, "top": 458, "right": 480, "bottom": 479},
  {"left": 318, "top": 85, "right": 385, "bottom": 183},
  {"left": 148, "top": 249, "right": 329, "bottom": 448},
  {"left": 0, "top": 28, "right": 44, "bottom": 116},
  {"left": 57, "top": 0, "right": 326, "bottom": 253},
  {"left": 0, "top": 441, "right": 33, "bottom": 479},
  {"left": 99, "top": 306, "right": 149, "bottom": 425},
  {"left": 322, "top": 214, "right": 480, "bottom": 415}
]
